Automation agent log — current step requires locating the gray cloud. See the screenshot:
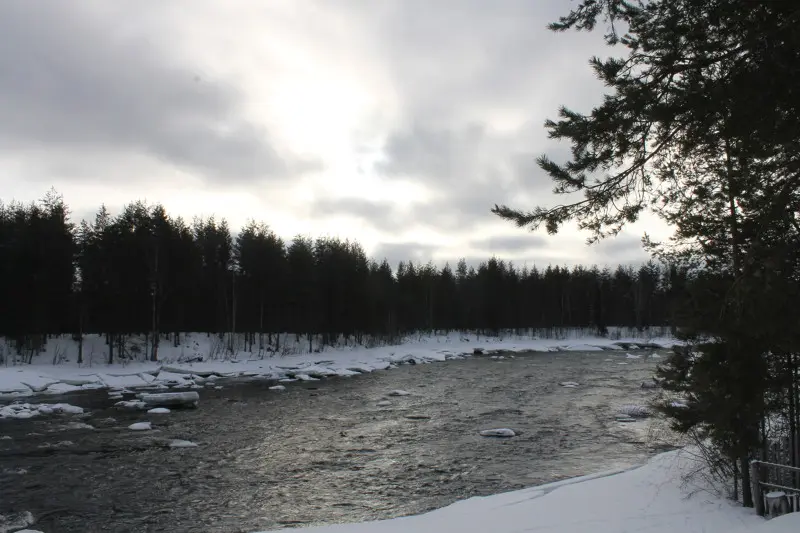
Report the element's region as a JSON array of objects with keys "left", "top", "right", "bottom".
[
  {"left": 0, "top": 2, "right": 314, "bottom": 184},
  {"left": 355, "top": 123, "right": 572, "bottom": 233},
  {"left": 313, "top": 197, "right": 398, "bottom": 231},
  {"left": 593, "top": 234, "right": 648, "bottom": 263},
  {"left": 335, "top": 0, "right": 609, "bottom": 240},
  {"left": 468, "top": 234, "right": 548, "bottom": 254},
  {"left": 371, "top": 242, "right": 440, "bottom": 270},
  {"left": 347, "top": 1, "right": 603, "bottom": 122}
]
